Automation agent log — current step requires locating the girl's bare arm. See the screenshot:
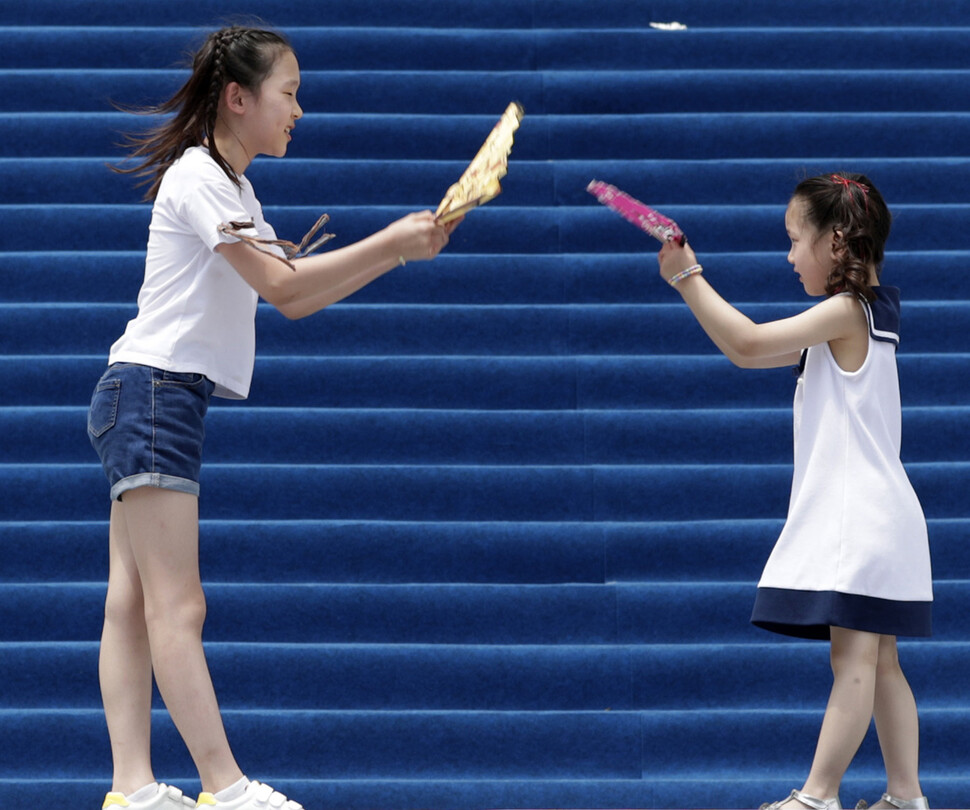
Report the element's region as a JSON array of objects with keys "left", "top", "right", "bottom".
[
  {"left": 217, "top": 211, "right": 457, "bottom": 319},
  {"left": 658, "top": 242, "right": 865, "bottom": 369}
]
